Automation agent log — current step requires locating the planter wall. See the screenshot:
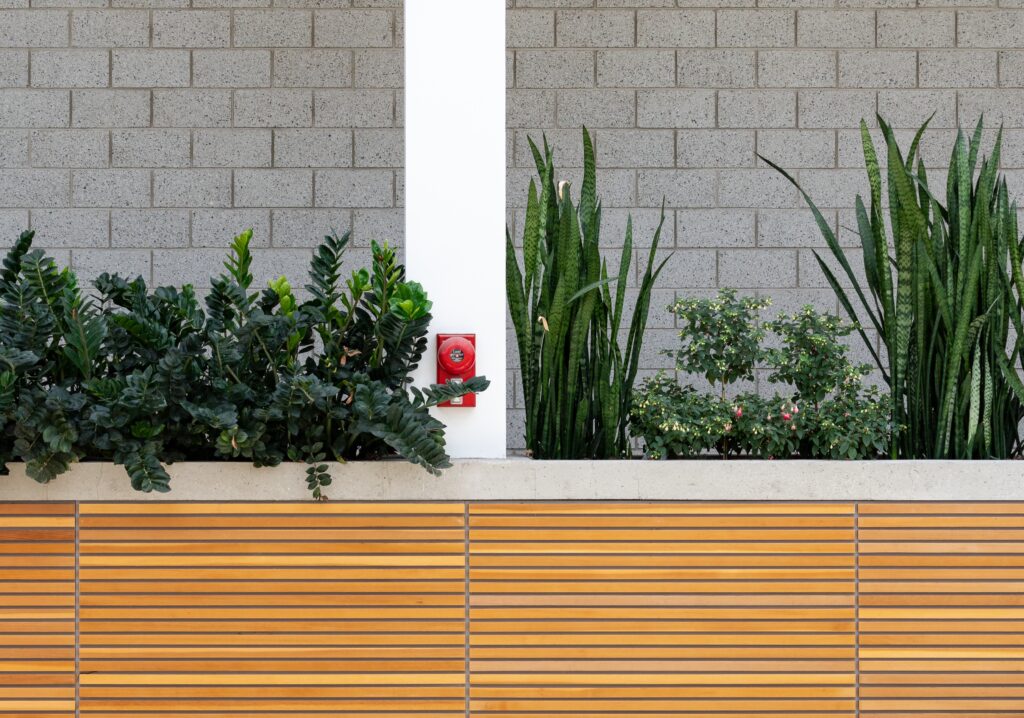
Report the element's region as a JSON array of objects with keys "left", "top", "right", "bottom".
[{"left": 3, "top": 460, "right": 1024, "bottom": 717}]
